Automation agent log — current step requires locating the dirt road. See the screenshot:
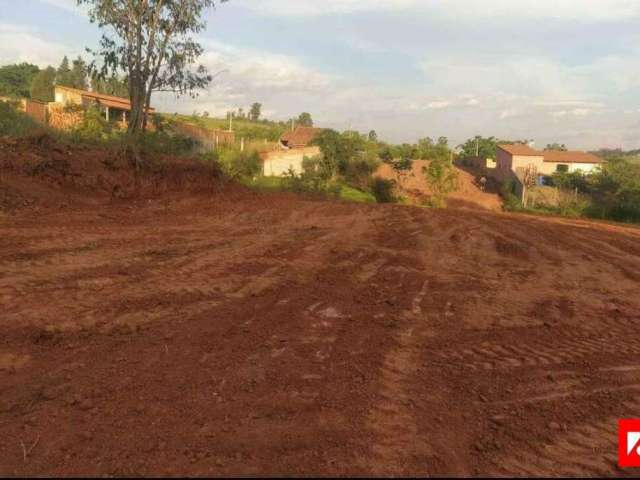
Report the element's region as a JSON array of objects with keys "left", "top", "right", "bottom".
[{"left": 2, "top": 139, "right": 640, "bottom": 476}]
